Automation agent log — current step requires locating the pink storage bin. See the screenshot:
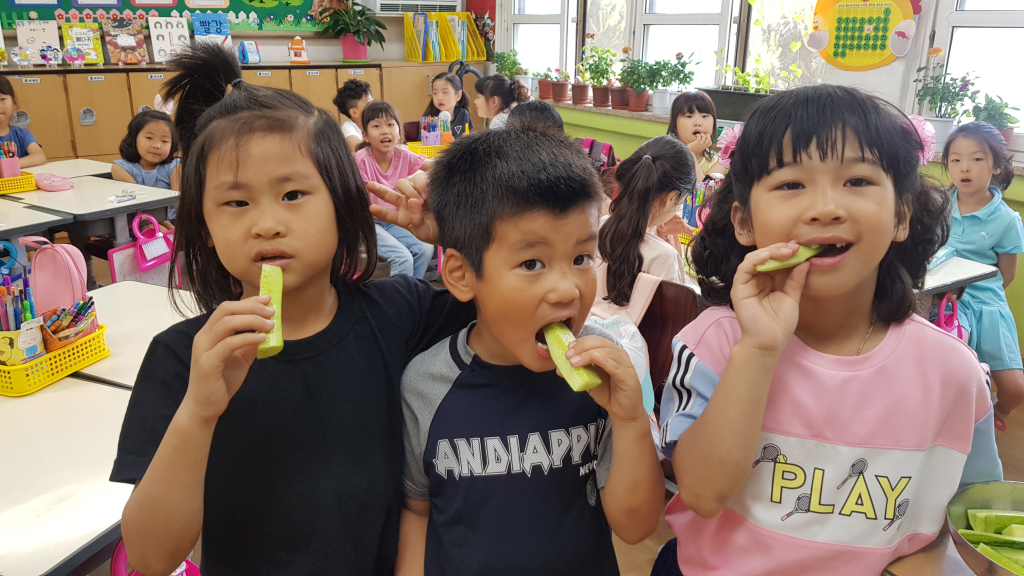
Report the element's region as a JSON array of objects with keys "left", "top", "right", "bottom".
[{"left": 0, "top": 157, "right": 20, "bottom": 179}]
